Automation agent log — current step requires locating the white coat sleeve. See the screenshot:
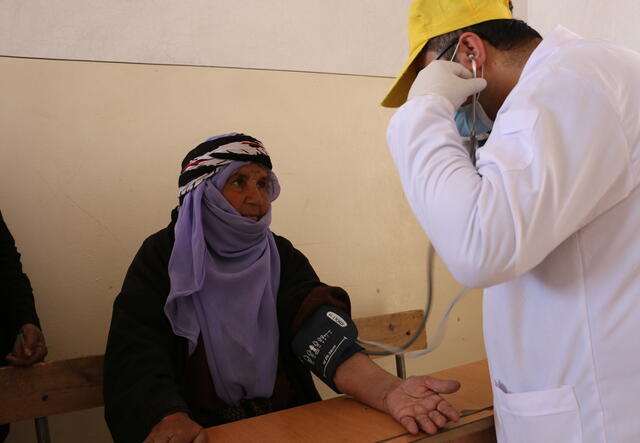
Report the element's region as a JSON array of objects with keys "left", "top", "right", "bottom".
[{"left": 387, "top": 68, "right": 632, "bottom": 288}]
